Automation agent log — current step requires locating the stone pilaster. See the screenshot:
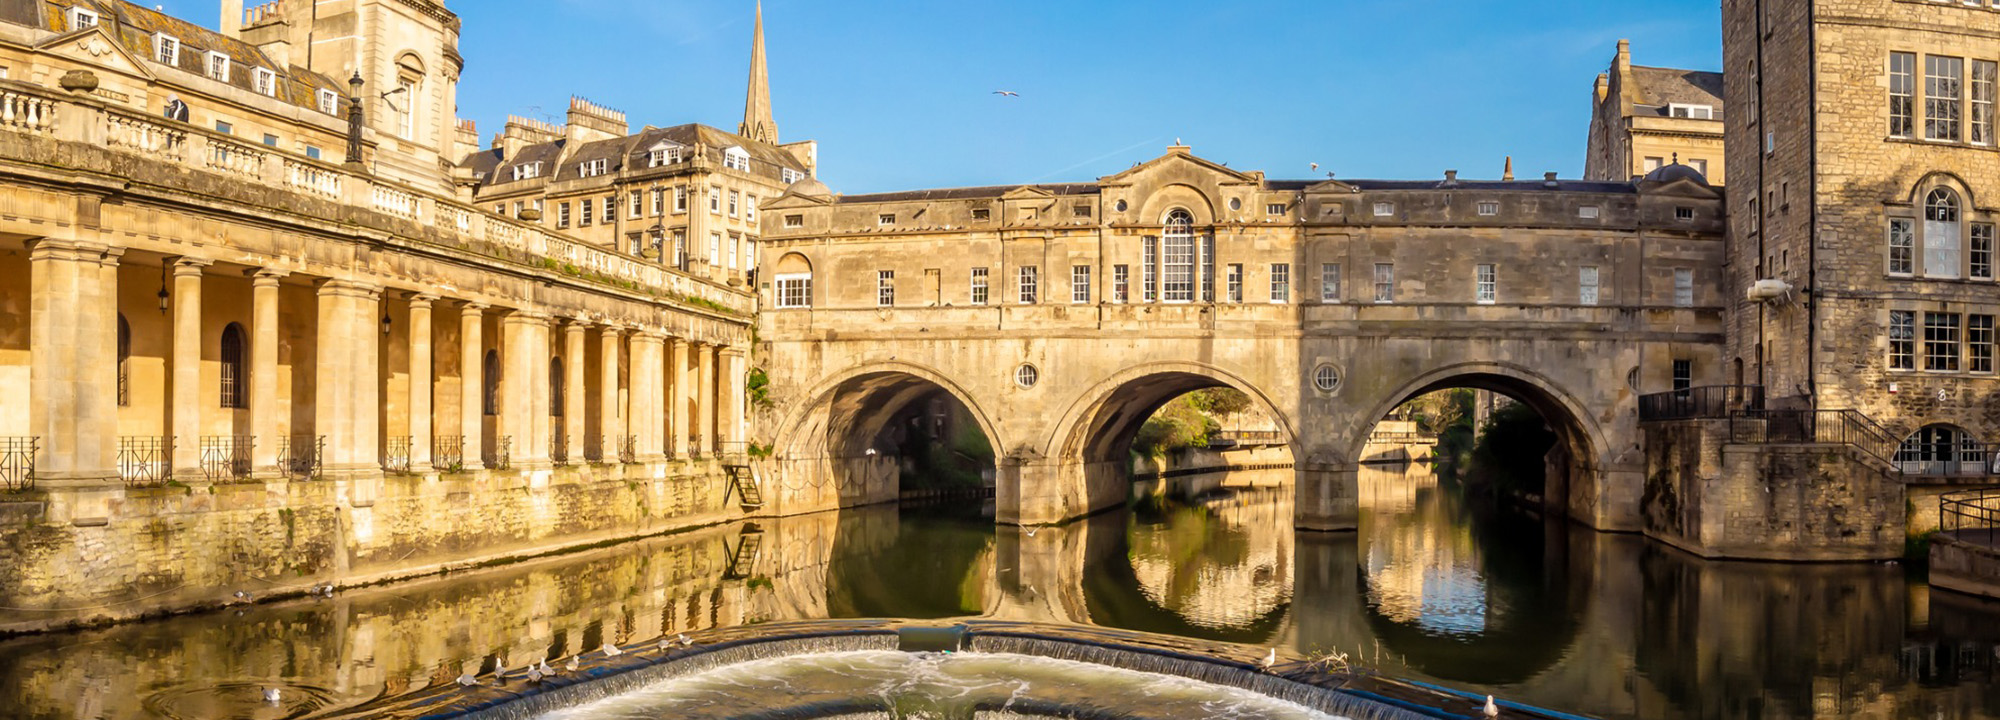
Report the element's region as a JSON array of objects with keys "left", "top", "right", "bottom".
[
  {"left": 169, "top": 257, "right": 212, "bottom": 477},
  {"left": 599, "top": 327, "right": 624, "bottom": 460},
  {"left": 722, "top": 347, "right": 748, "bottom": 449},
  {"left": 315, "top": 279, "right": 381, "bottom": 474},
  {"left": 26, "top": 239, "right": 122, "bottom": 483},
  {"left": 668, "top": 337, "right": 690, "bottom": 457},
  {"left": 407, "top": 294, "right": 436, "bottom": 473},
  {"left": 563, "top": 320, "right": 588, "bottom": 461},
  {"left": 459, "top": 302, "right": 487, "bottom": 471},
  {"left": 697, "top": 343, "right": 717, "bottom": 456},
  {"left": 249, "top": 270, "right": 287, "bottom": 477}
]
